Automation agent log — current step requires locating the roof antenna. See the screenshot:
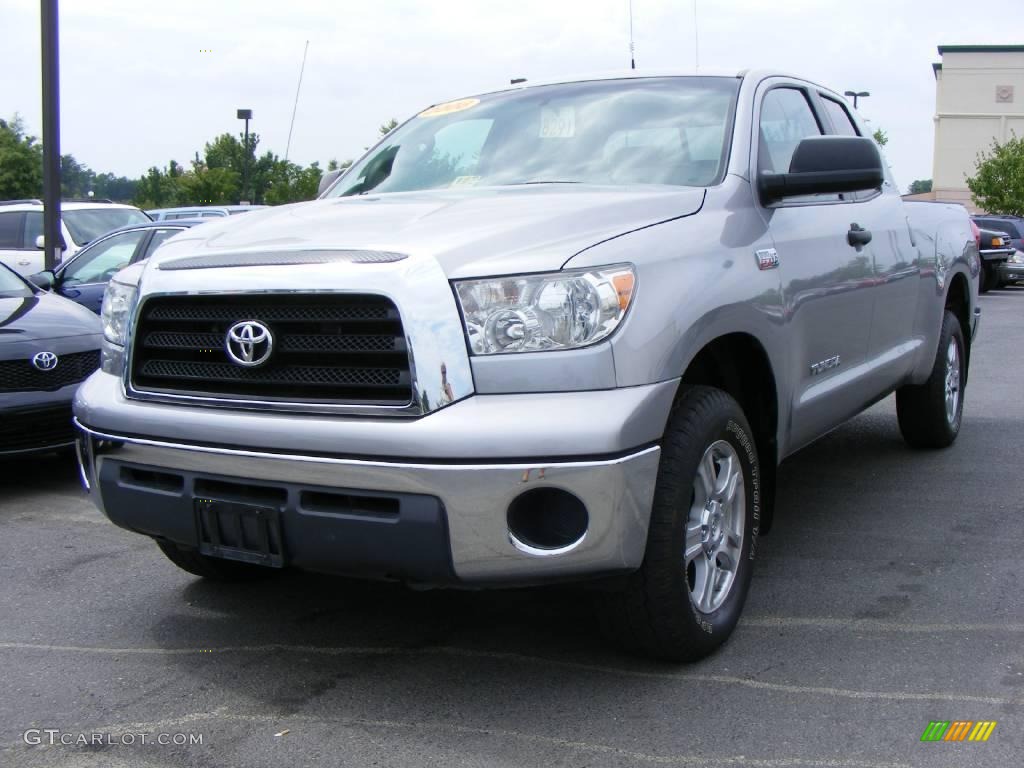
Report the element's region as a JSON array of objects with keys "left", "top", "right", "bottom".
[
  {"left": 693, "top": 0, "right": 700, "bottom": 72},
  {"left": 629, "top": 0, "right": 636, "bottom": 69},
  {"left": 285, "top": 40, "right": 309, "bottom": 163}
]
